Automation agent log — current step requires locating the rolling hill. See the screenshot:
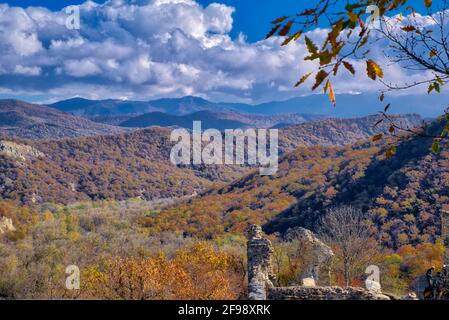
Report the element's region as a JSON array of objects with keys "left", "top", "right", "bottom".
[
  {"left": 279, "top": 113, "right": 423, "bottom": 149},
  {"left": 0, "top": 99, "right": 125, "bottom": 140},
  {"left": 119, "top": 111, "right": 249, "bottom": 130},
  {"left": 0, "top": 128, "right": 249, "bottom": 204},
  {"left": 0, "top": 111, "right": 423, "bottom": 206},
  {"left": 116, "top": 110, "right": 324, "bottom": 130}
]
